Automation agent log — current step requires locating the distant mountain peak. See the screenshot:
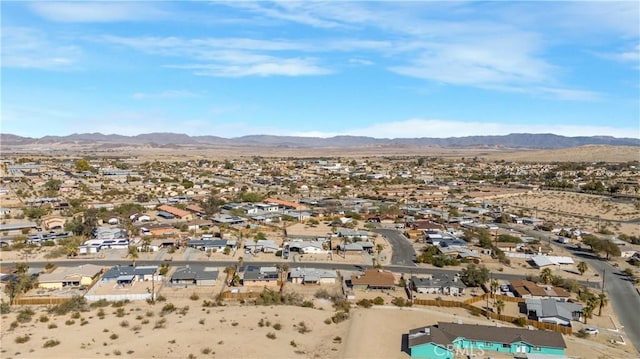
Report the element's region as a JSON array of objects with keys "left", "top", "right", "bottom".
[{"left": 1, "top": 132, "right": 638, "bottom": 149}]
